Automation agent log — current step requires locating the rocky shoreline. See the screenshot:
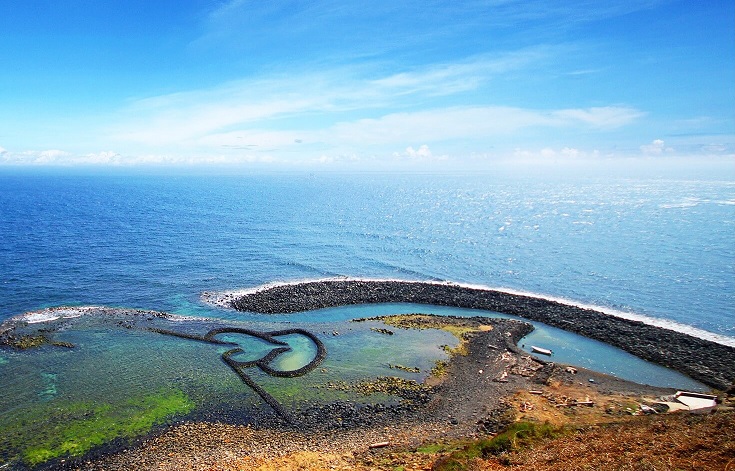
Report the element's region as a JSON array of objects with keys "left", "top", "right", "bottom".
[{"left": 217, "top": 279, "right": 735, "bottom": 390}]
